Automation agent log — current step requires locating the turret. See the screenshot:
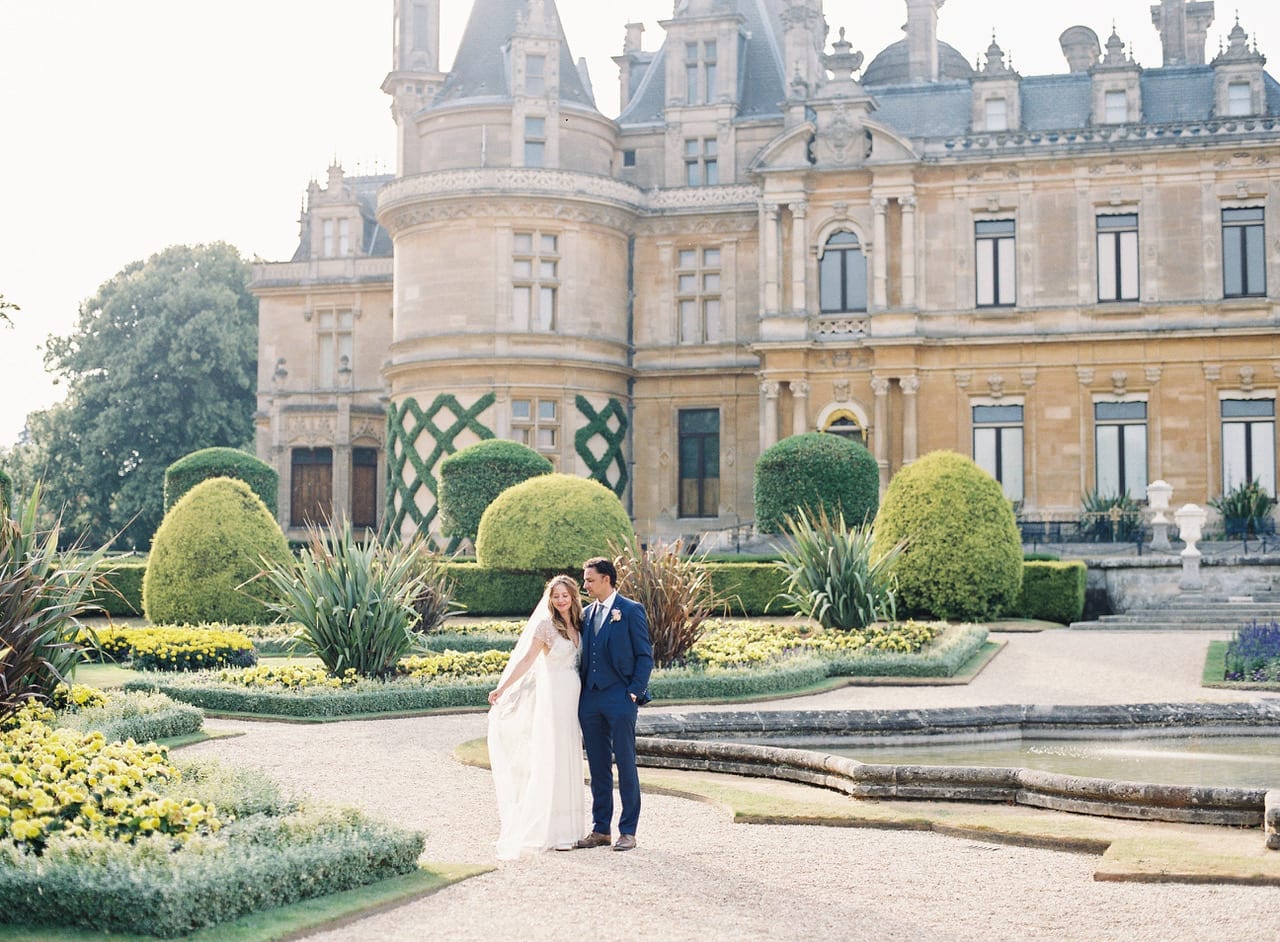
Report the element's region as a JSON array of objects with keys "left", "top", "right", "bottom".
[{"left": 382, "top": 0, "right": 446, "bottom": 174}]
